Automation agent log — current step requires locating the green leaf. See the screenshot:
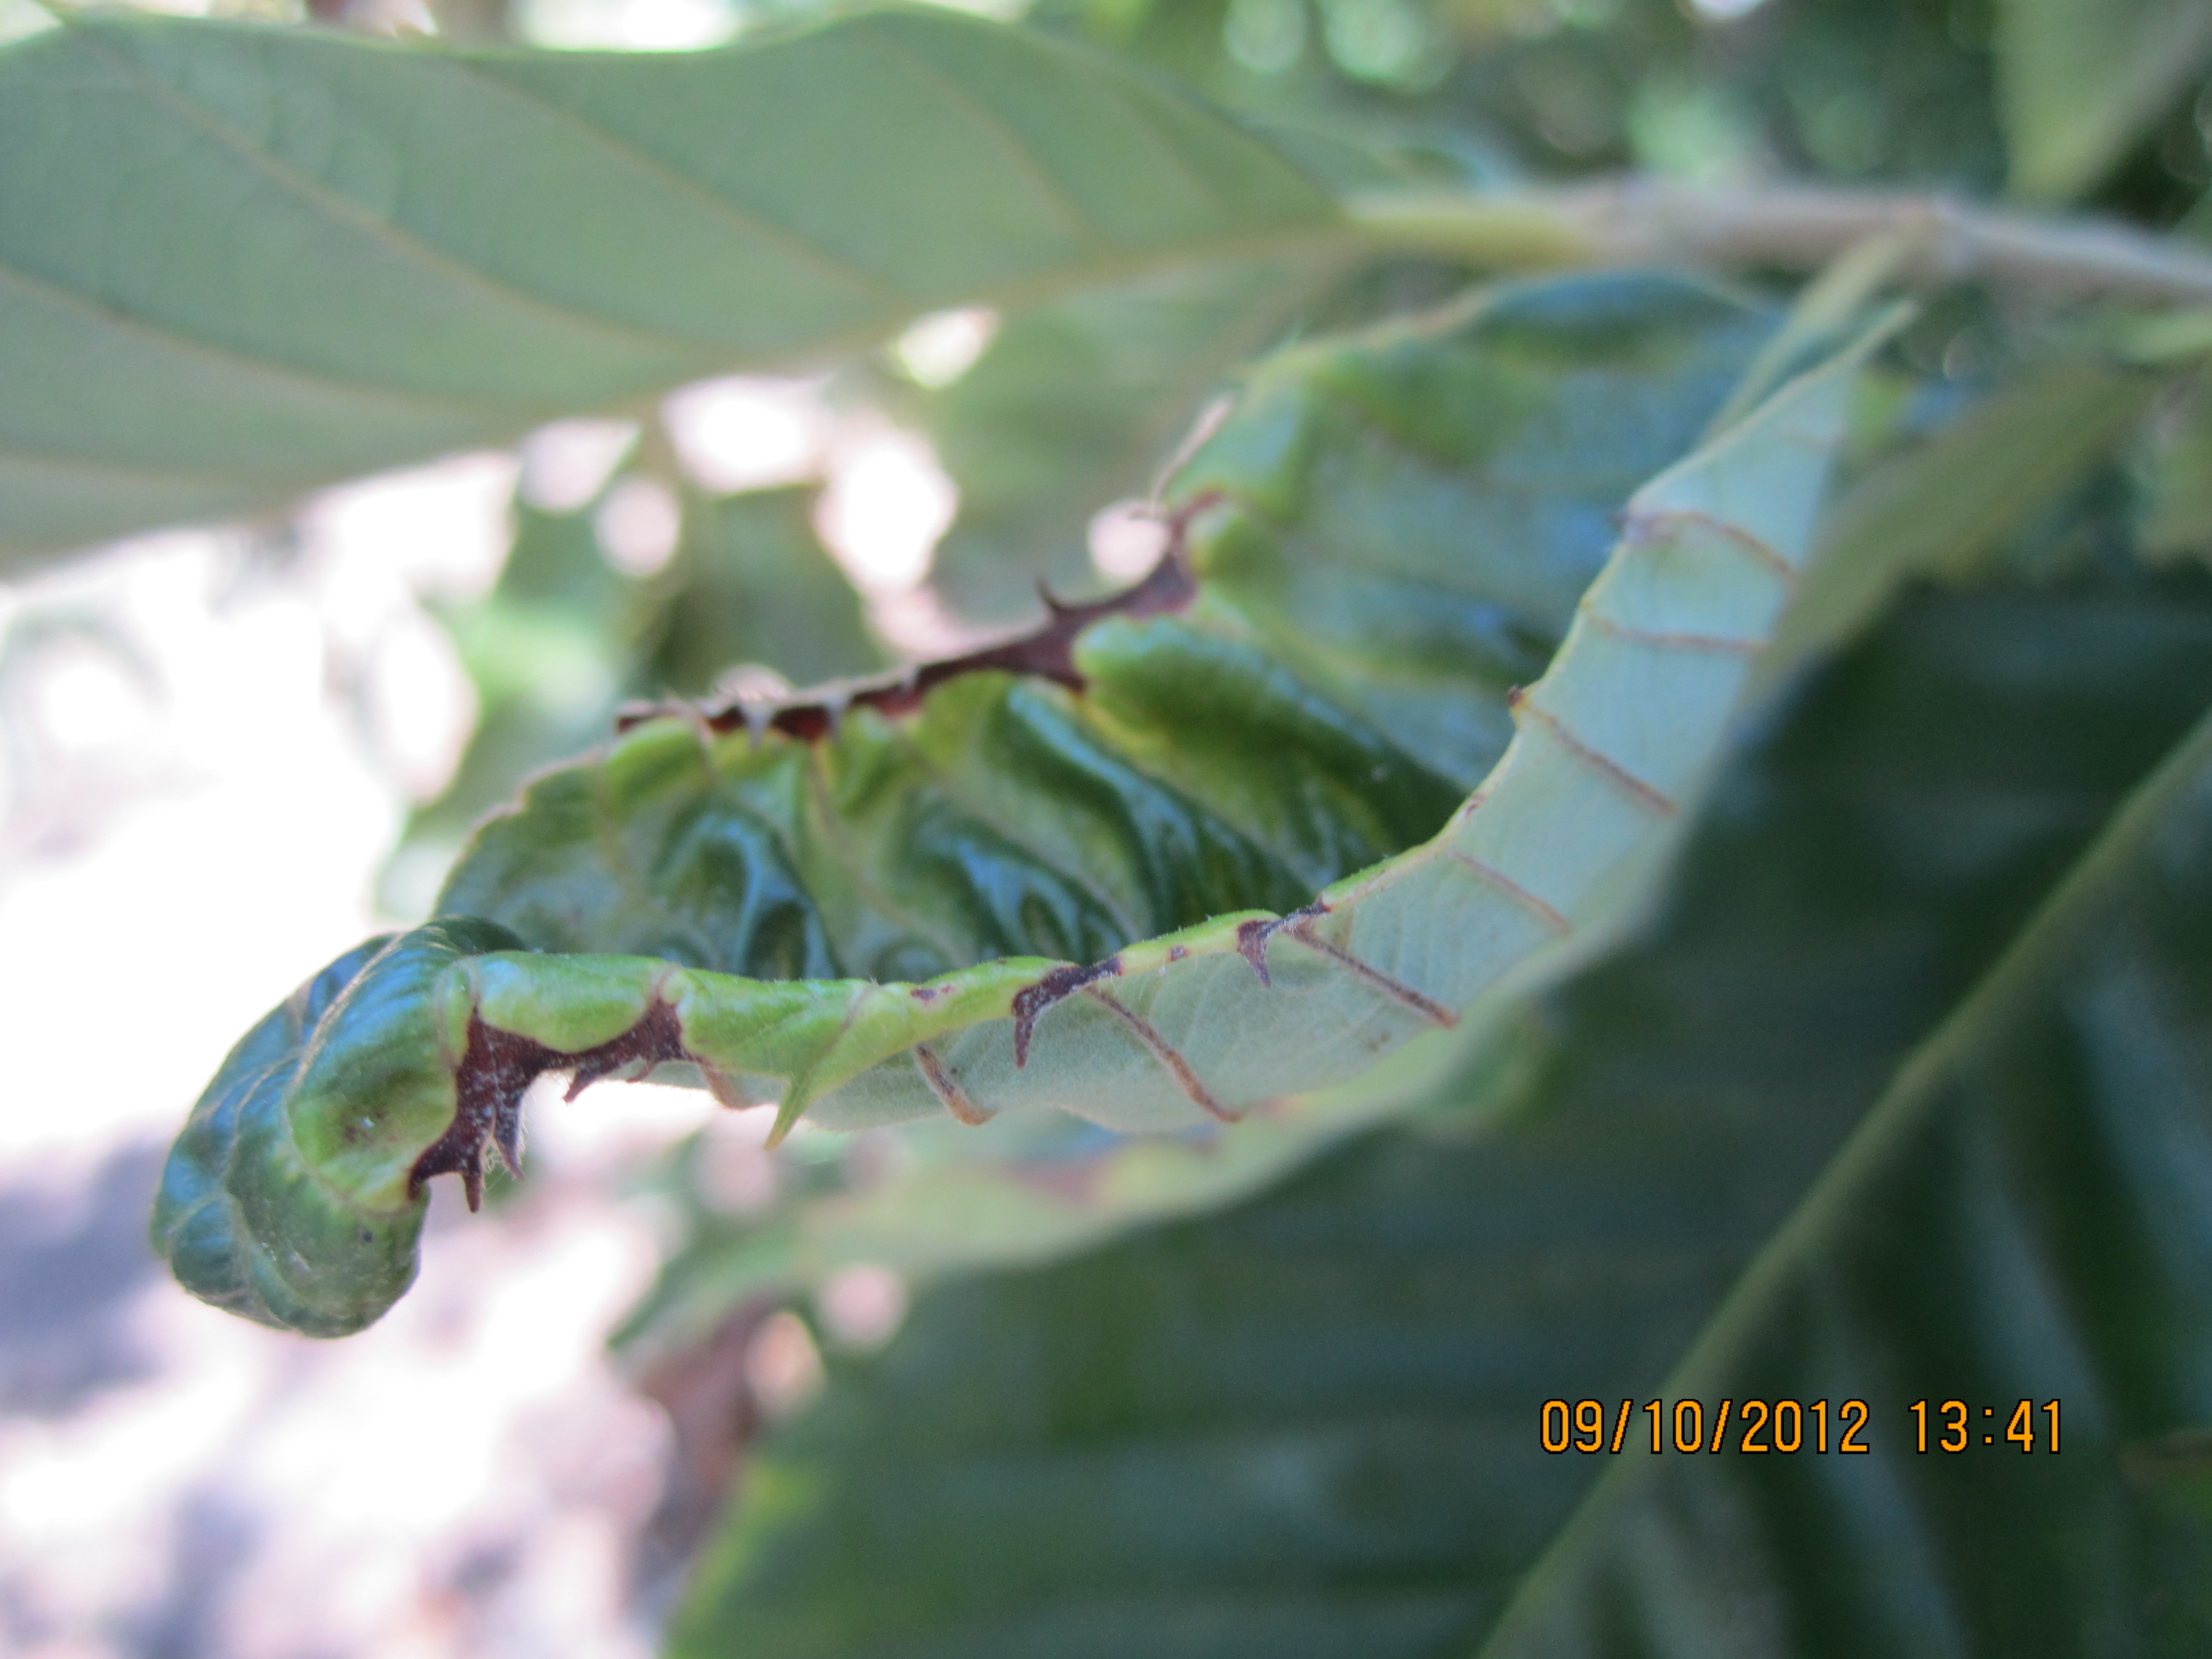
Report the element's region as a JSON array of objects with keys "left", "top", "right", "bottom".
[
  {"left": 151, "top": 273, "right": 1815, "bottom": 1335},
  {"left": 924, "top": 256, "right": 1344, "bottom": 622},
  {"left": 383, "top": 477, "right": 880, "bottom": 914},
  {"left": 666, "top": 545, "right": 2212, "bottom": 1658},
  {"left": 2142, "top": 367, "right": 2212, "bottom": 565},
  {"left": 0, "top": 8, "right": 1335, "bottom": 566},
  {"left": 1759, "top": 356, "right": 2155, "bottom": 690},
  {"left": 643, "top": 486, "right": 880, "bottom": 697},
  {"left": 1482, "top": 676, "right": 2212, "bottom": 1657},
  {"left": 1996, "top": 0, "right": 2212, "bottom": 200}
]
